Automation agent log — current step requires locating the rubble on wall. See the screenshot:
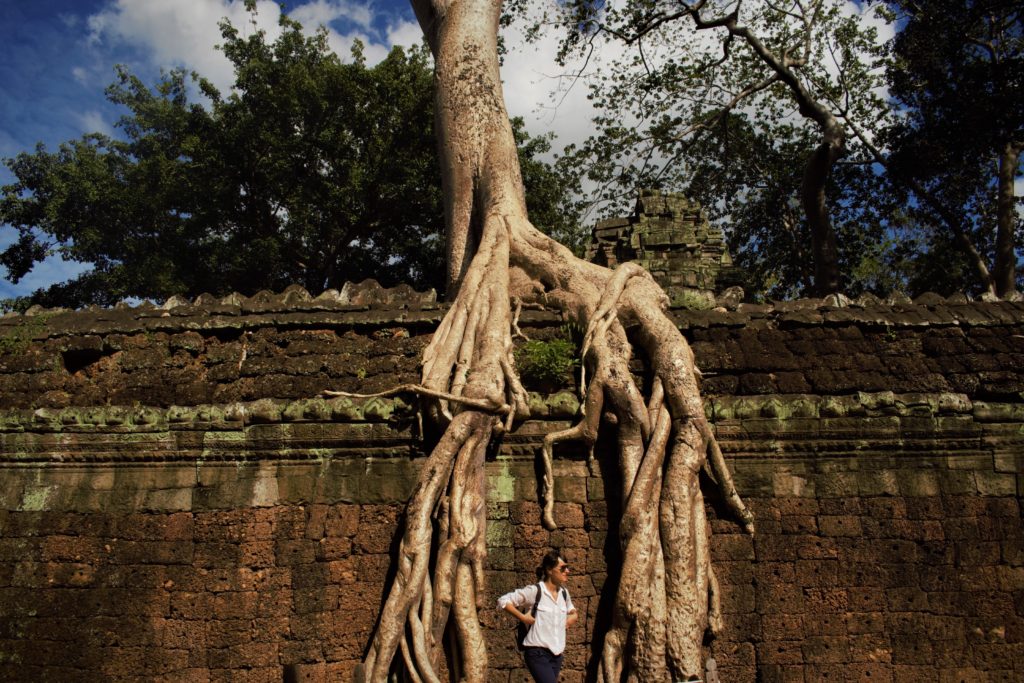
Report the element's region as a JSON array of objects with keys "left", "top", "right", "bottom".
[{"left": 1, "top": 279, "right": 1022, "bottom": 409}]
